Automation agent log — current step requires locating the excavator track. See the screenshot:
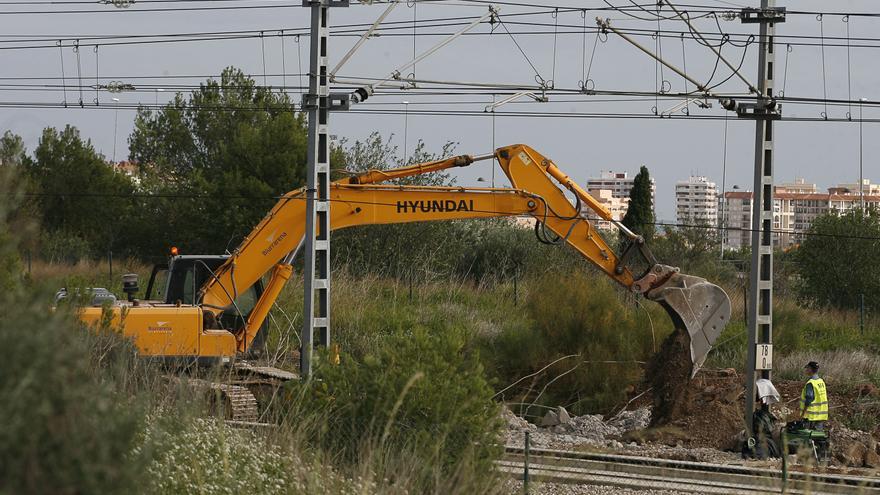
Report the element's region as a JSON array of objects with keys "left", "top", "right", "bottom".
[
  {"left": 169, "top": 376, "right": 260, "bottom": 422},
  {"left": 233, "top": 361, "right": 298, "bottom": 381},
  {"left": 210, "top": 382, "right": 260, "bottom": 422}
]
